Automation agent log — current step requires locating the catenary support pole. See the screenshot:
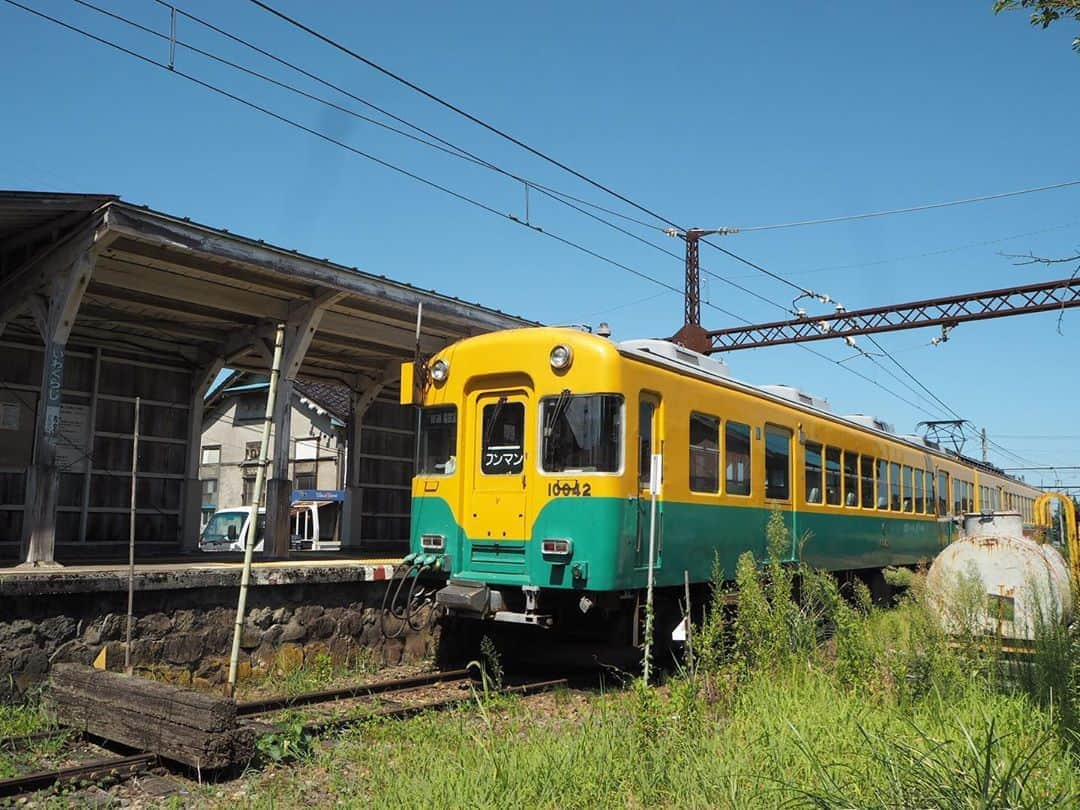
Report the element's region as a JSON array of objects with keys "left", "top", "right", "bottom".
[
  {"left": 125, "top": 396, "right": 140, "bottom": 675},
  {"left": 228, "top": 323, "right": 285, "bottom": 694}
]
